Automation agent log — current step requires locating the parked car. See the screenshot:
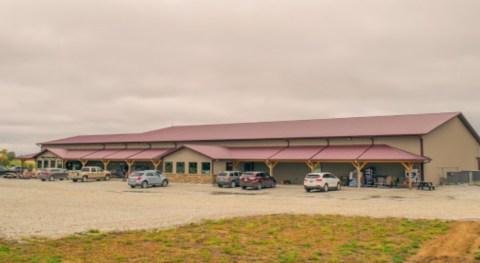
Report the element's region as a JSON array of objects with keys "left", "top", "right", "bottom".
[
  {"left": 240, "top": 171, "right": 276, "bottom": 190},
  {"left": 3, "top": 172, "right": 19, "bottom": 179},
  {"left": 9, "top": 166, "right": 28, "bottom": 173},
  {"left": 128, "top": 170, "right": 168, "bottom": 188},
  {"left": 38, "top": 168, "right": 69, "bottom": 181},
  {"left": 303, "top": 172, "right": 341, "bottom": 192},
  {"left": 216, "top": 171, "right": 242, "bottom": 188},
  {"left": 19, "top": 170, "right": 34, "bottom": 179},
  {"left": 0, "top": 166, "right": 9, "bottom": 177},
  {"left": 69, "top": 166, "right": 111, "bottom": 182}
]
